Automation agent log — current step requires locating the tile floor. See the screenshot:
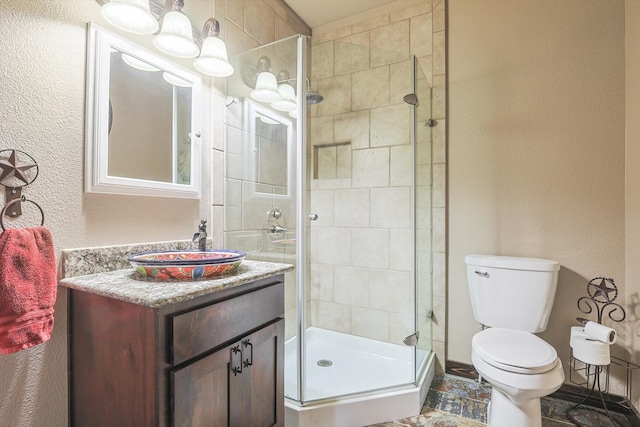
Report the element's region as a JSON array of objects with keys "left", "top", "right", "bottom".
[{"left": 369, "top": 374, "right": 635, "bottom": 427}]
